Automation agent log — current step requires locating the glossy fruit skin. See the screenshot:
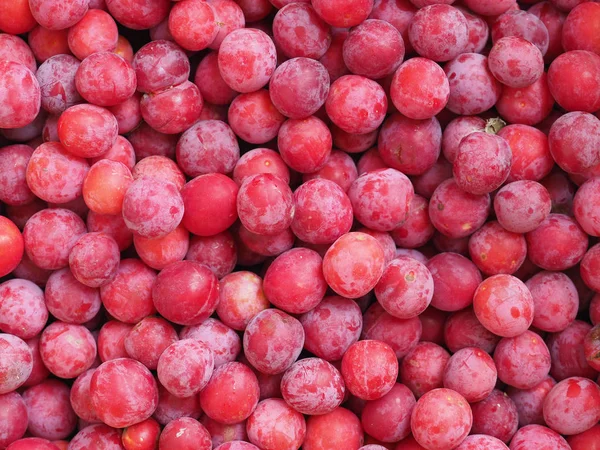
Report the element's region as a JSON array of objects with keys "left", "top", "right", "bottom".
[{"left": 0, "top": 217, "right": 24, "bottom": 278}]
